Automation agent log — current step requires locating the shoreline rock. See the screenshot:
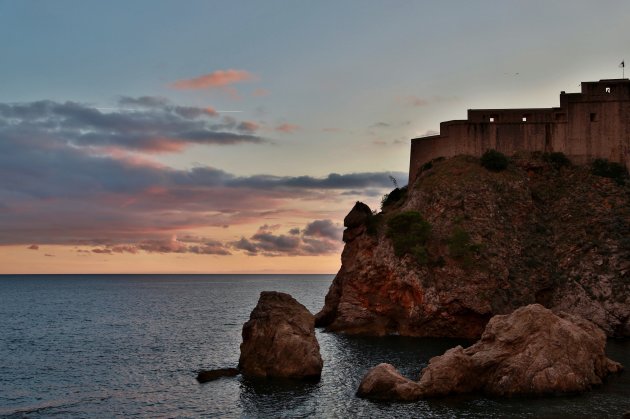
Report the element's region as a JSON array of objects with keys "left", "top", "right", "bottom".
[
  {"left": 357, "top": 304, "right": 623, "bottom": 401},
  {"left": 356, "top": 363, "right": 422, "bottom": 401},
  {"left": 239, "top": 291, "right": 323, "bottom": 380}
]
